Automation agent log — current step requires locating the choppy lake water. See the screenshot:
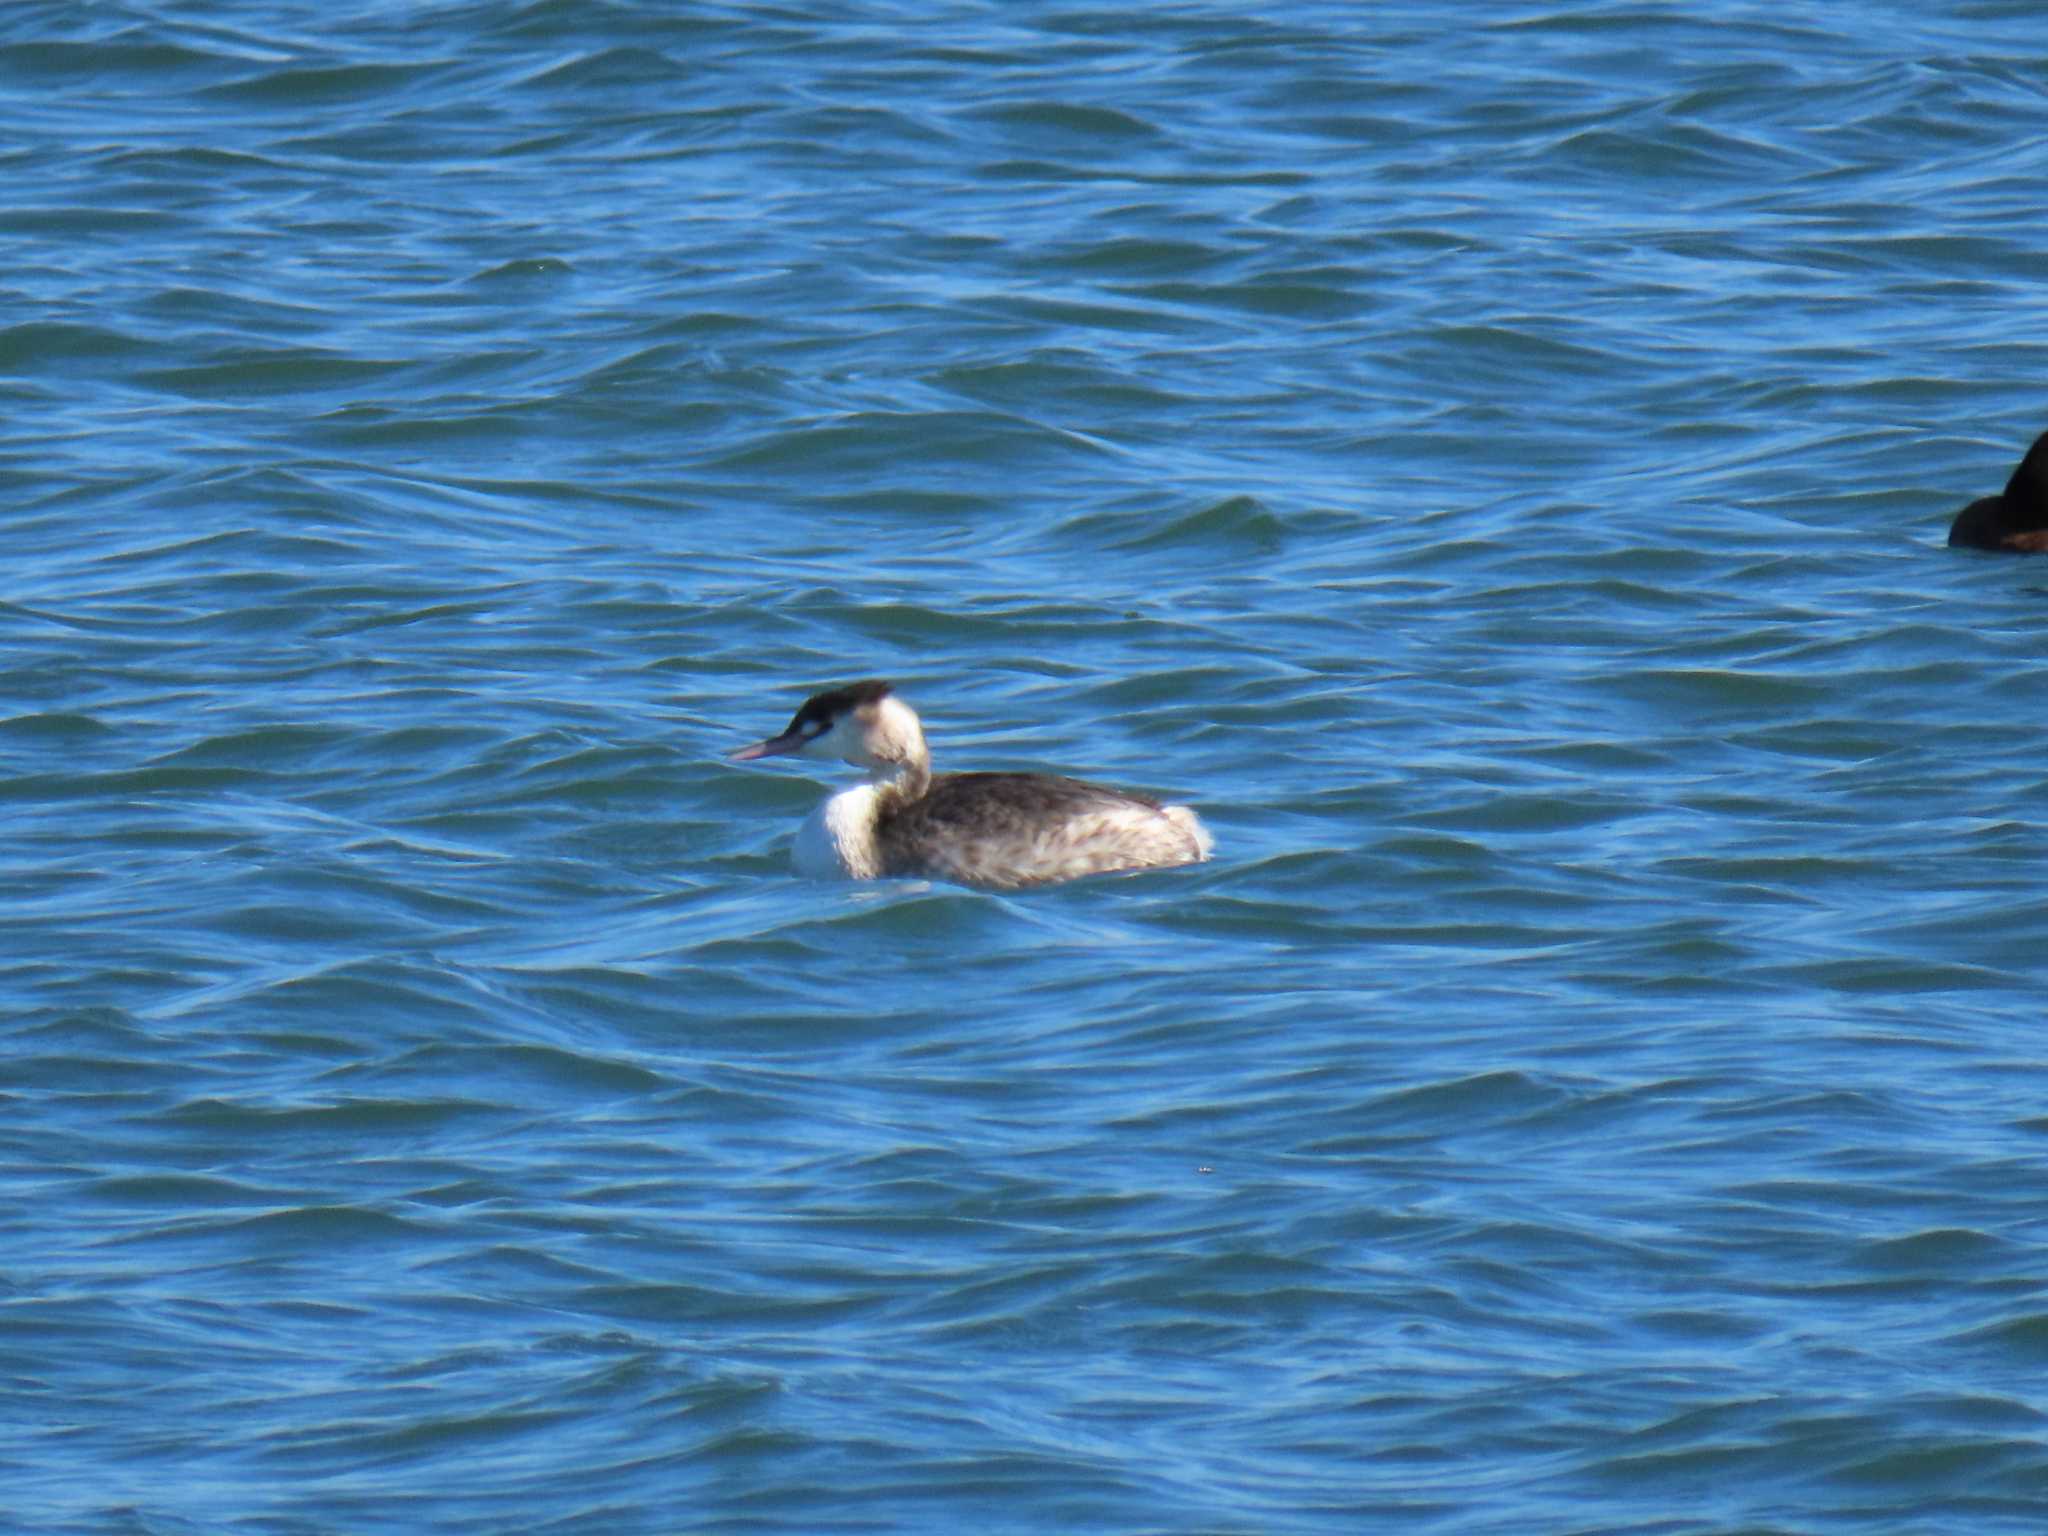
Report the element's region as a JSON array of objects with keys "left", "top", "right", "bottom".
[{"left": 8, "top": 3, "right": 2048, "bottom": 1531}]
